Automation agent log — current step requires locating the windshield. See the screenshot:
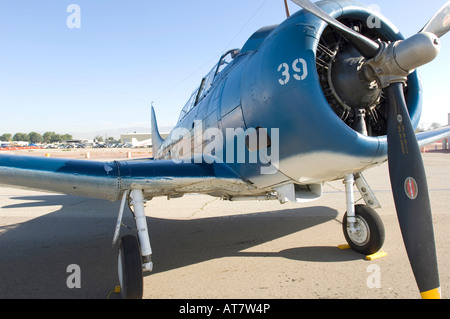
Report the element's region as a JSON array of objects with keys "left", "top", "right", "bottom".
[
  {"left": 216, "top": 49, "right": 239, "bottom": 76},
  {"left": 177, "top": 49, "right": 240, "bottom": 122},
  {"left": 177, "top": 88, "right": 199, "bottom": 123}
]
